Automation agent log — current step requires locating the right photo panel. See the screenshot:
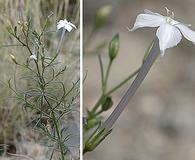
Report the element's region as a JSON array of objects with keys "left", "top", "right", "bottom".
[{"left": 83, "top": 0, "right": 195, "bottom": 160}]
